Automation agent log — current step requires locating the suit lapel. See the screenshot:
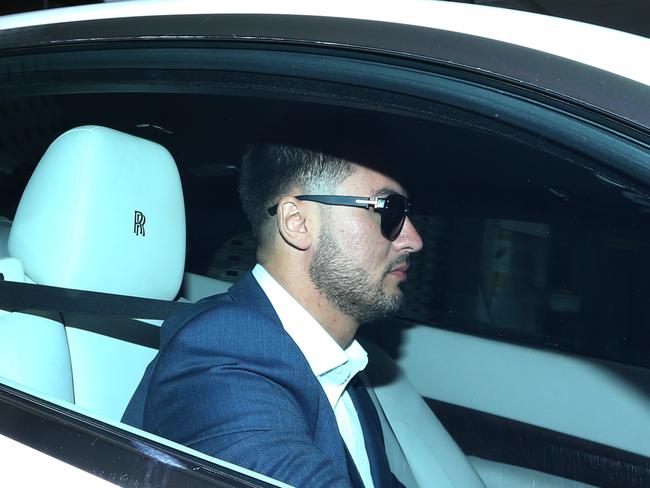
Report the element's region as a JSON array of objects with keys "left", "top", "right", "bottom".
[
  {"left": 229, "top": 274, "right": 365, "bottom": 485},
  {"left": 227, "top": 272, "right": 281, "bottom": 324}
]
